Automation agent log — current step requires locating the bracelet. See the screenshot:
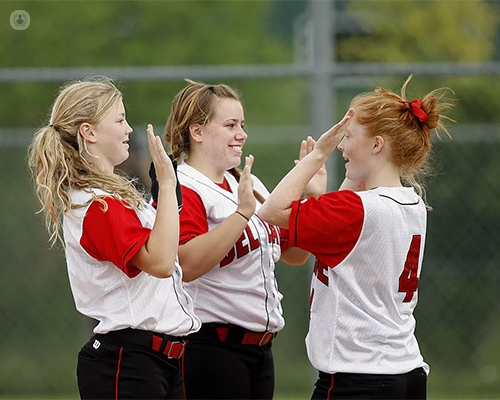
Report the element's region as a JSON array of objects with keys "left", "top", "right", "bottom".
[{"left": 235, "top": 210, "right": 250, "bottom": 222}]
